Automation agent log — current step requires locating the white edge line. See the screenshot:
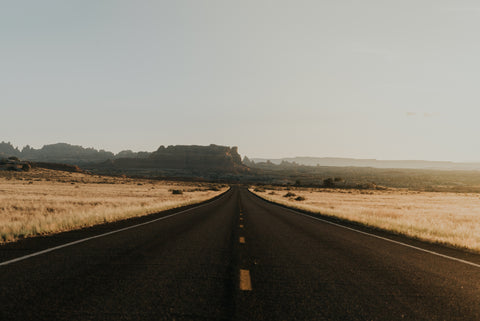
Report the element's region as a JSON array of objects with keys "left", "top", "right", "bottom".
[
  {"left": 0, "top": 191, "right": 229, "bottom": 267},
  {"left": 259, "top": 194, "right": 480, "bottom": 269}
]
